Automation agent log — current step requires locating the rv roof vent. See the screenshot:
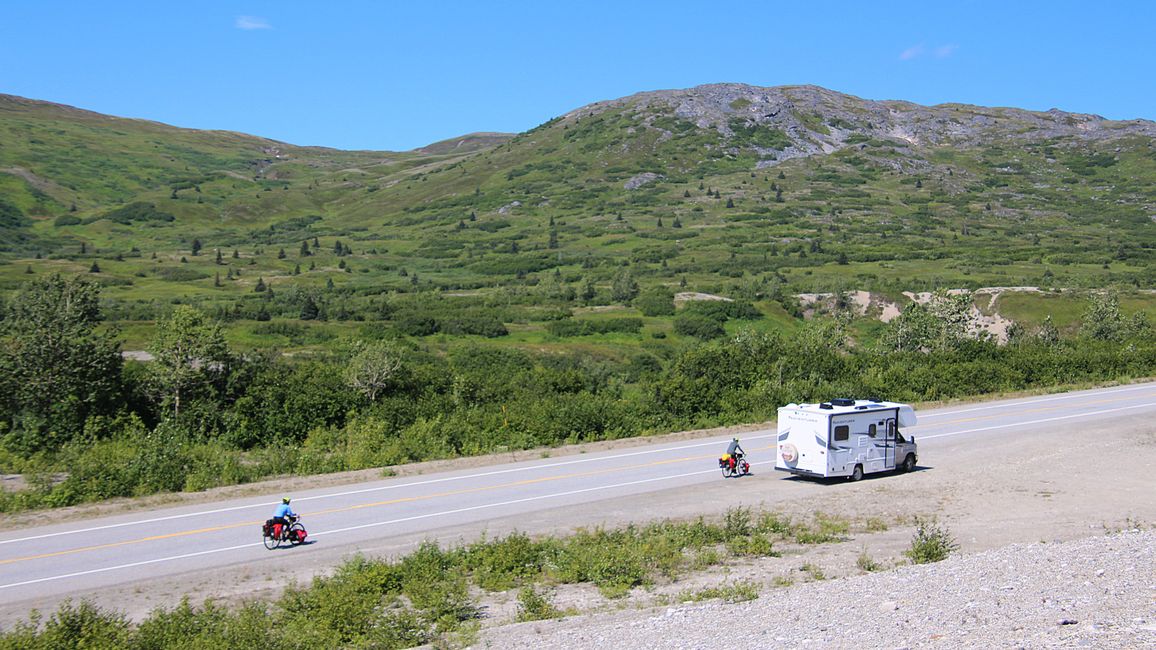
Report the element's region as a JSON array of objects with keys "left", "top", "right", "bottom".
[
  {"left": 819, "top": 402, "right": 834, "bottom": 410},
  {"left": 854, "top": 405, "right": 869, "bottom": 410},
  {"left": 830, "top": 398, "right": 855, "bottom": 407}
]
